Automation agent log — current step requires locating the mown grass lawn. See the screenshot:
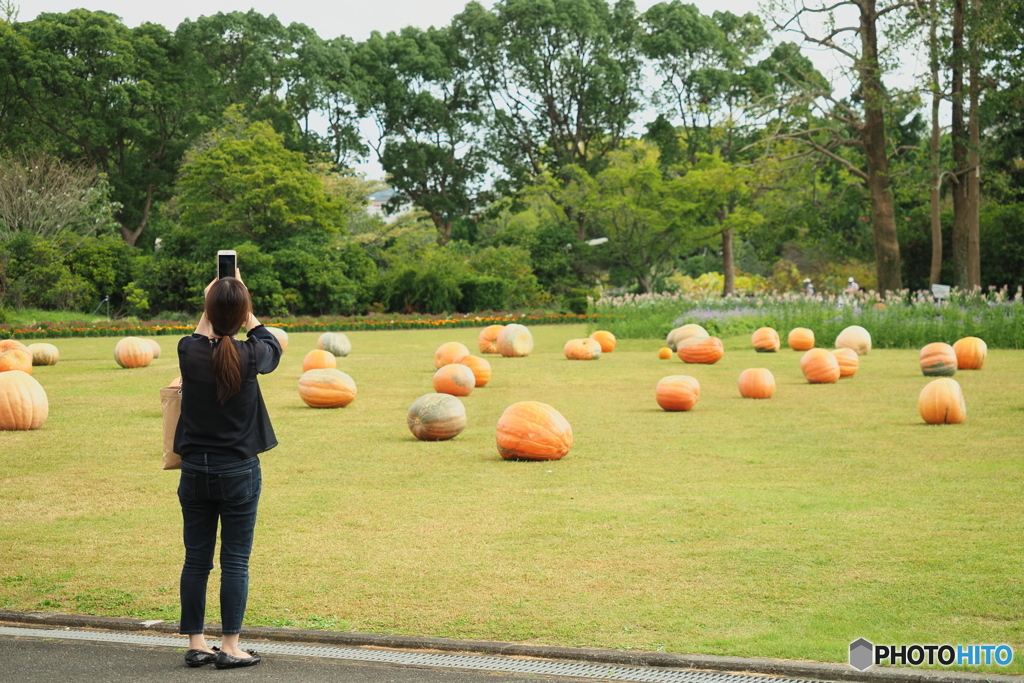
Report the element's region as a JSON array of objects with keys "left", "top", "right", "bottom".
[{"left": 1, "top": 324, "right": 1022, "bottom": 672}]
